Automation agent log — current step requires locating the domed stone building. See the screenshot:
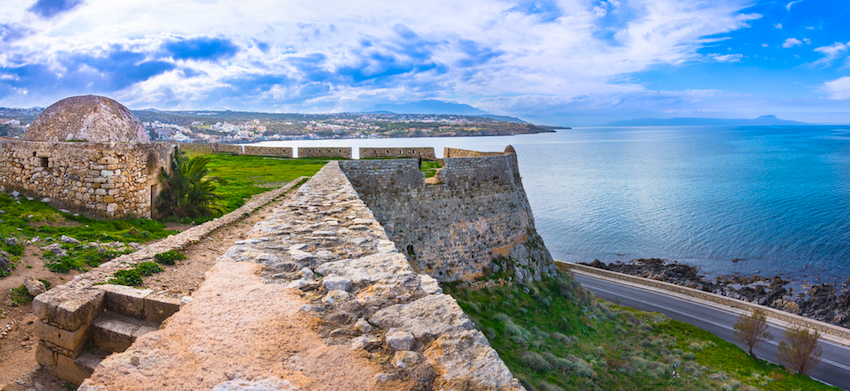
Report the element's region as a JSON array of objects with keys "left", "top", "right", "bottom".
[
  {"left": 24, "top": 95, "right": 150, "bottom": 143},
  {"left": 0, "top": 95, "right": 174, "bottom": 217}
]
